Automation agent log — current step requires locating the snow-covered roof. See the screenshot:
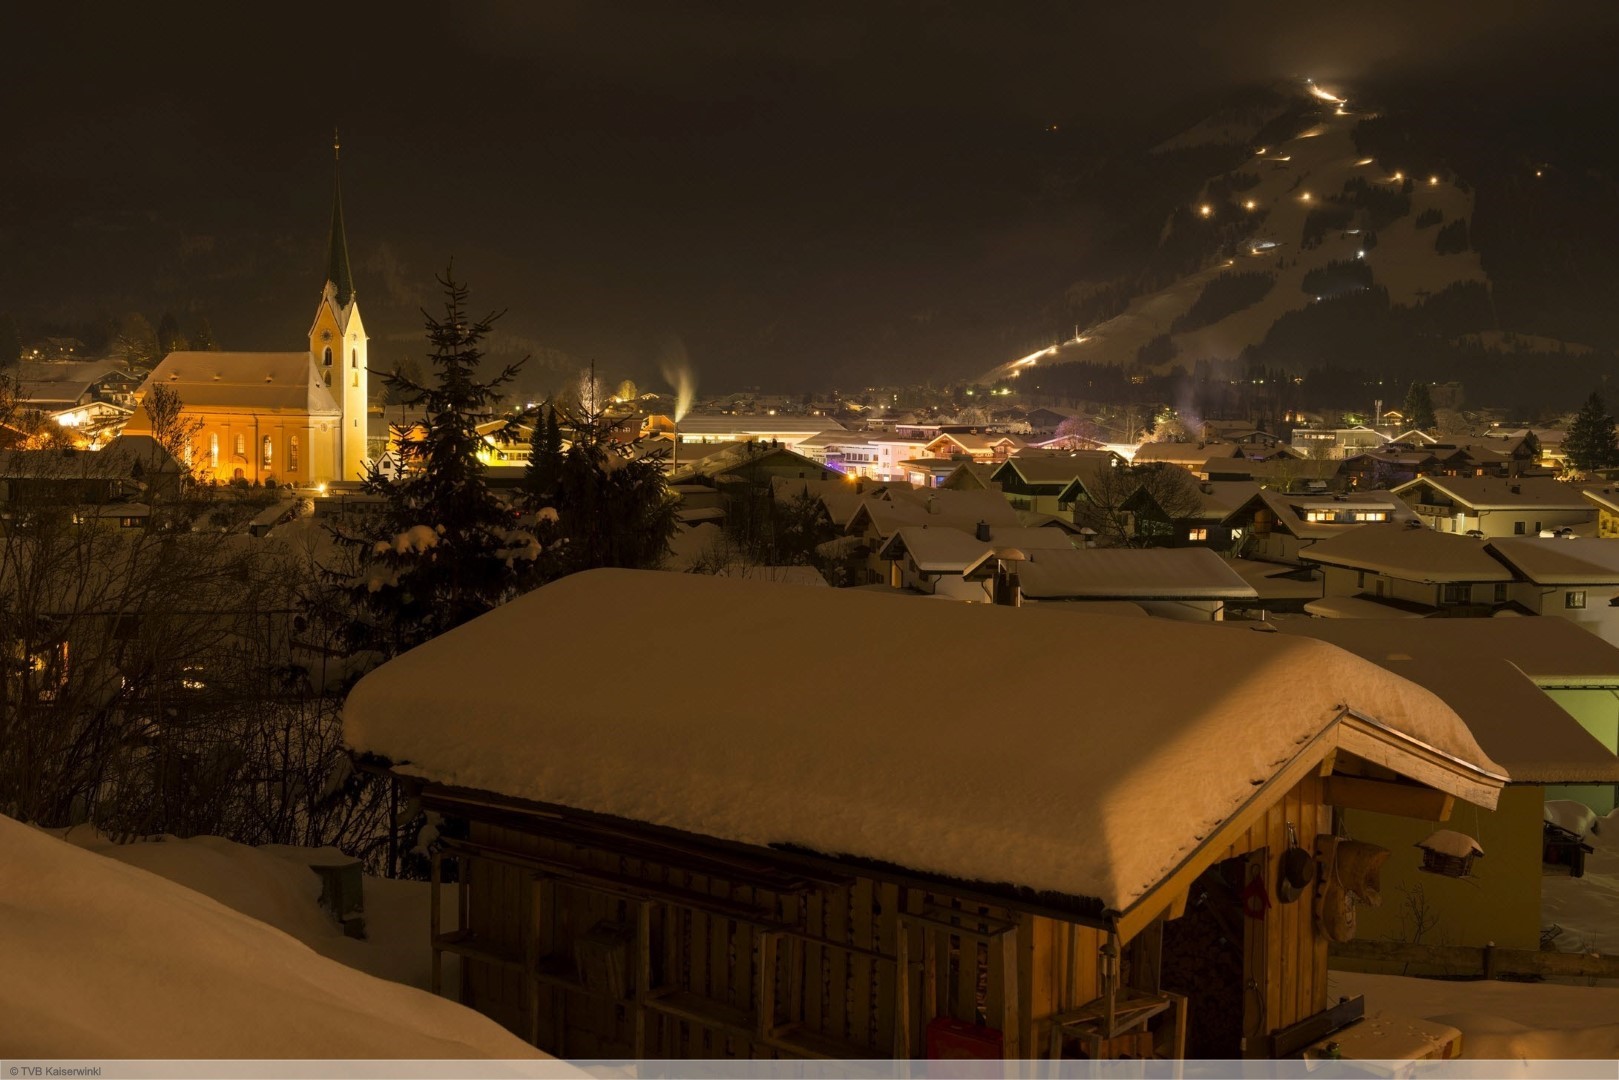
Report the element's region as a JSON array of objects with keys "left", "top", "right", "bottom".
[
  {"left": 1275, "top": 618, "right": 1619, "bottom": 784},
  {"left": 1017, "top": 548, "right": 1258, "bottom": 601},
  {"left": 1304, "top": 595, "right": 1431, "bottom": 619},
  {"left": 345, "top": 569, "right": 1502, "bottom": 912},
  {"left": 674, "top": 414, "right": 843, "bottom": 437},
  {"left": 1486, "top": 537, "right": 1619, "bottom": 585},
  {"left": 879, "top": 526, "right": 994, "bottom": 574},
  {"left": 1393, "top": 475, "right": 1595, "bottom": 511},
  {"left": 127, "top": 351, "right": 341, "bottom": 415},
  {"left": 1299, "top": 523, "right": 1514, "bottom": 582},
  {"left": 0, "top": 818, "right": 543, "bottom": 1058}
]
